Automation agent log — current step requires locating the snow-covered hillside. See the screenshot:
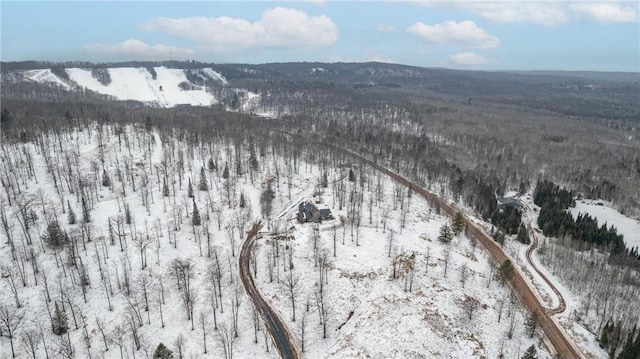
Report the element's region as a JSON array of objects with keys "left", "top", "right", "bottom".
[
  {"left": 20, "top": 66, "right": 226, "bottom": 107},
  {"left": 22, "top": 69, "right": 73, "bottom": 90}
]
